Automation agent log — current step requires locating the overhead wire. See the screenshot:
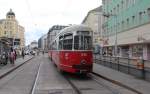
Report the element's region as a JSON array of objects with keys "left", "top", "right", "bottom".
[{"left": 25, "top": 0, "right": 41, "bottom": 43}]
